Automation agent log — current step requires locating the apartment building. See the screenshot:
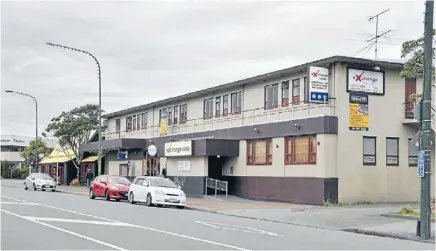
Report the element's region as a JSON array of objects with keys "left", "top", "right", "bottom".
[{"left": 81, "top": 55, "right": 435, "bottom": 205}]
